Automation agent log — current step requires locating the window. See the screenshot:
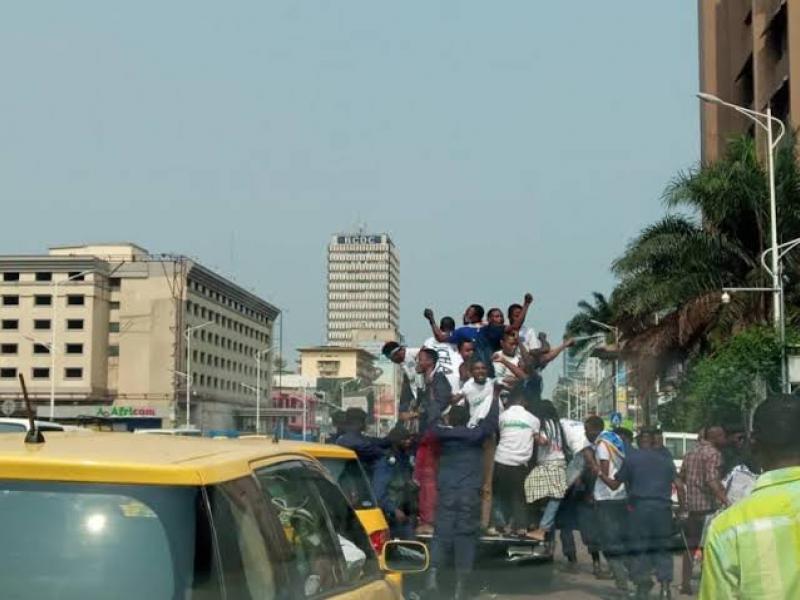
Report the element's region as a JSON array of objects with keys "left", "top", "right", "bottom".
[
  {"left": 35, "top": 272, "right": 52, "bottom": 282},
  {"left": 2, "top": 272, "right": 20, "bottom": 282},
  {"left": 66, "top": 319, "right": 84, "bottom": 330},
  {"left": 255, "top": 462, "right": 378, "bottom": 595},
  {"left": 65, "top": 343, "right": 83, "bottom": 355},
  {"left": 2, "top": 320, "right": 19, "bottom": 330},
  {"left": 108, "top": 345, "right": 119, "bottom": 357},
  {"left": 0, "top": 368, "right": 17, "bottom": 379},
  {"left": 2, "top": 295, "right": 19, "bottom": 306},
  {"left": 33, "top": 343, "right": 49, "bottom": 355},
  {"left": 317, "top": 458, "right": 377, "bottom": 510},
  {"left": 67, "top": 295, "right": 85, "bottom": 306},
  {"left": 64, "top": 367, "right": 83, "bottom": 379},
  {"left": 34, "top": 319, "right": 51, "bottom": 330},
  {"left": 109, "top": 322, "right": 120, "bottom": 333},
  {"left": 109, "top": 277, "right": 121, "bottom": 289},
  {"left": 67, "top": 271, "right": 85, "bottom": 281},
  {"left": 32, "top": 367, "right": 49, "bottom": 379},
  {"left": 110, "top": 301, "right": 120, "bottom": 310},
  {"left": 0, "top": 344, "right": 18, "bottom": 355},
  {"left": 34, "top": 295, "right": 52, "bottom": 306}
]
